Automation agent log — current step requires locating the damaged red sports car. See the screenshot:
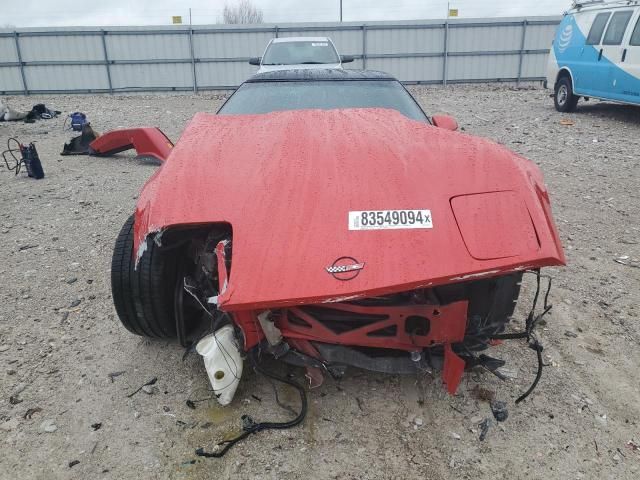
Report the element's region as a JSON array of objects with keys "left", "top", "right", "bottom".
[{"left": 110, "top": 70, "right": 564, "bottom": 450}]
